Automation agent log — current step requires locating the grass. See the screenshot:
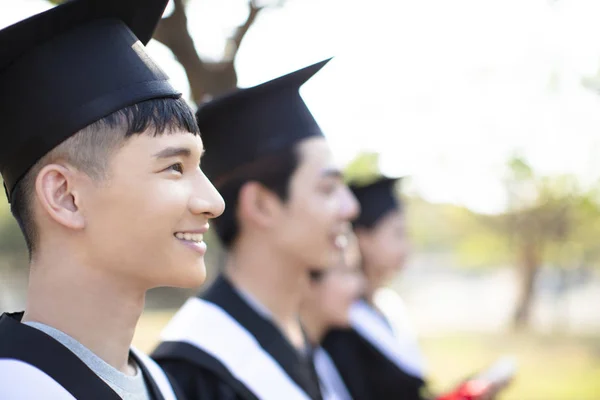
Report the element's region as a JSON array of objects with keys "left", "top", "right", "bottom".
[
  {"left": 134, "top": 310, "right": 600, "bottom": 400},
  {"left": 422, "top": 333, "right": 600, "bottom": 400}
]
